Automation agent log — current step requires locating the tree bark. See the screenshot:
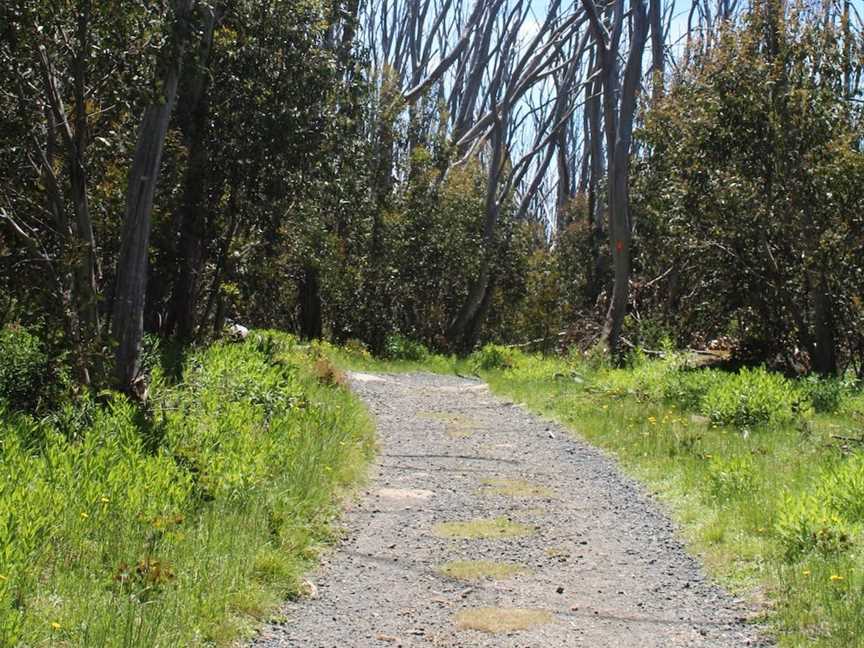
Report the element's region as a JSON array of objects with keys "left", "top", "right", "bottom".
[
  {"left": 299, "top": 266, "right": 324, "bottom": 340},
  {"left": 601, "top": 0, "right": 648, "bottom": 357},
  {"left": 811, "top": 273, "right": 838, "bottom": 375},
  {"left": 112, "top": 0, "right": 195, "bottom": 393},
  {"left": 169, "top": 5, "right": 218, "bottom": 341}
]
